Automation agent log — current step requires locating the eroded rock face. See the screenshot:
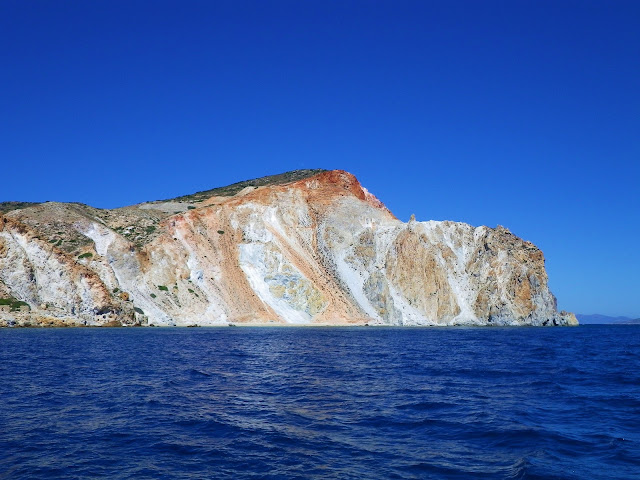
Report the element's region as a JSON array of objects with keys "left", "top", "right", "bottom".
[{"left": 0, "top": 170, "right": 577, "bottom": 327}]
